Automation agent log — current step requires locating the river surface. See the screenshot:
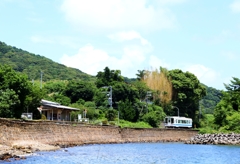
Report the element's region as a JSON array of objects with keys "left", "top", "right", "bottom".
[{"left": 1, "top": 142, "right": 240, "bottom": 164}]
